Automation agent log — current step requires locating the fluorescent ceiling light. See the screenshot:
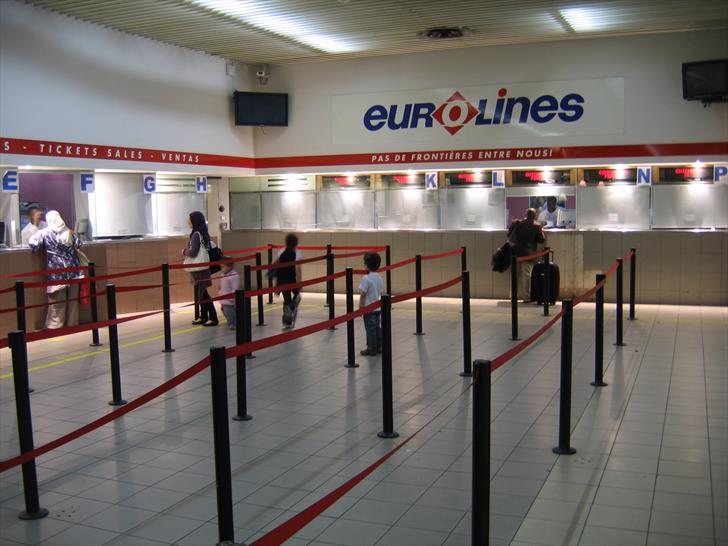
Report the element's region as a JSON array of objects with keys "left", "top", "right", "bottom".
[
  {"left": 559, "top": 7, "right": 609, "bottom": 32},
  {"left": 191, "top": 0, "right": 356, "bottom": 53}
]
